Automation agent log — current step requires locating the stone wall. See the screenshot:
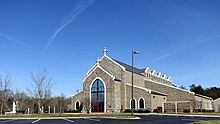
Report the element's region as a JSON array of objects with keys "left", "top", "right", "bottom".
[
  {"left": 177, "top": 102, "right": 191, "bottom": 112},
  {"left": 214, "top": 98, "right": 220, "bottom": 112},
  {"left": 126, "top": 85, "right": 151, "bottom": 110},
  {"left": 83, "top": 66, "right": 115, "bottom": 113},
  {"left": 113, "top": 80, "right": 121, "bottom": 112},
  {"left": 145, "top": 79, "right": 194, "bottom": 102},
  {"left": 164, "top": 102, "right": 175, "bottom": 112},
  {"left": 151, "top": 94, "right": 167, "bottom": 111},
  {"left": 99, "top": 56, "right": 124, "bottom": 79},
  {"left": 164, "top": 101, "right": 192, "bottom": 113},
  {"left": 71, "top": 91, "right": 85, "bottom": 111},
  {"left": 123, "top": 71, "right": 145, "bottom": 88}
]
